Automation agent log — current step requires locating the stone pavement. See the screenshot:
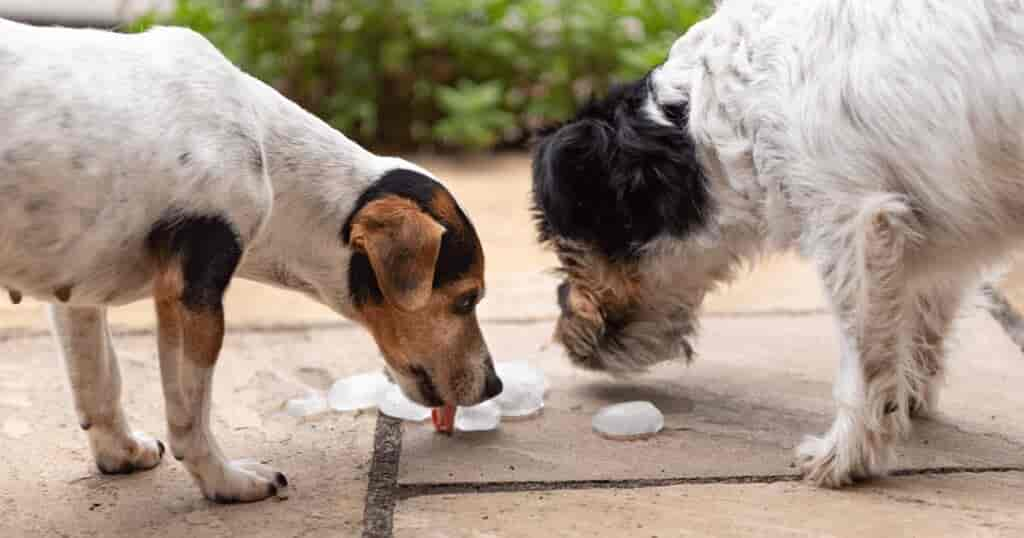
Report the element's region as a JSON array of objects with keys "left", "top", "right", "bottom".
[{"left": 2, "top": 155, "right": 1023, "bottom": 537}]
